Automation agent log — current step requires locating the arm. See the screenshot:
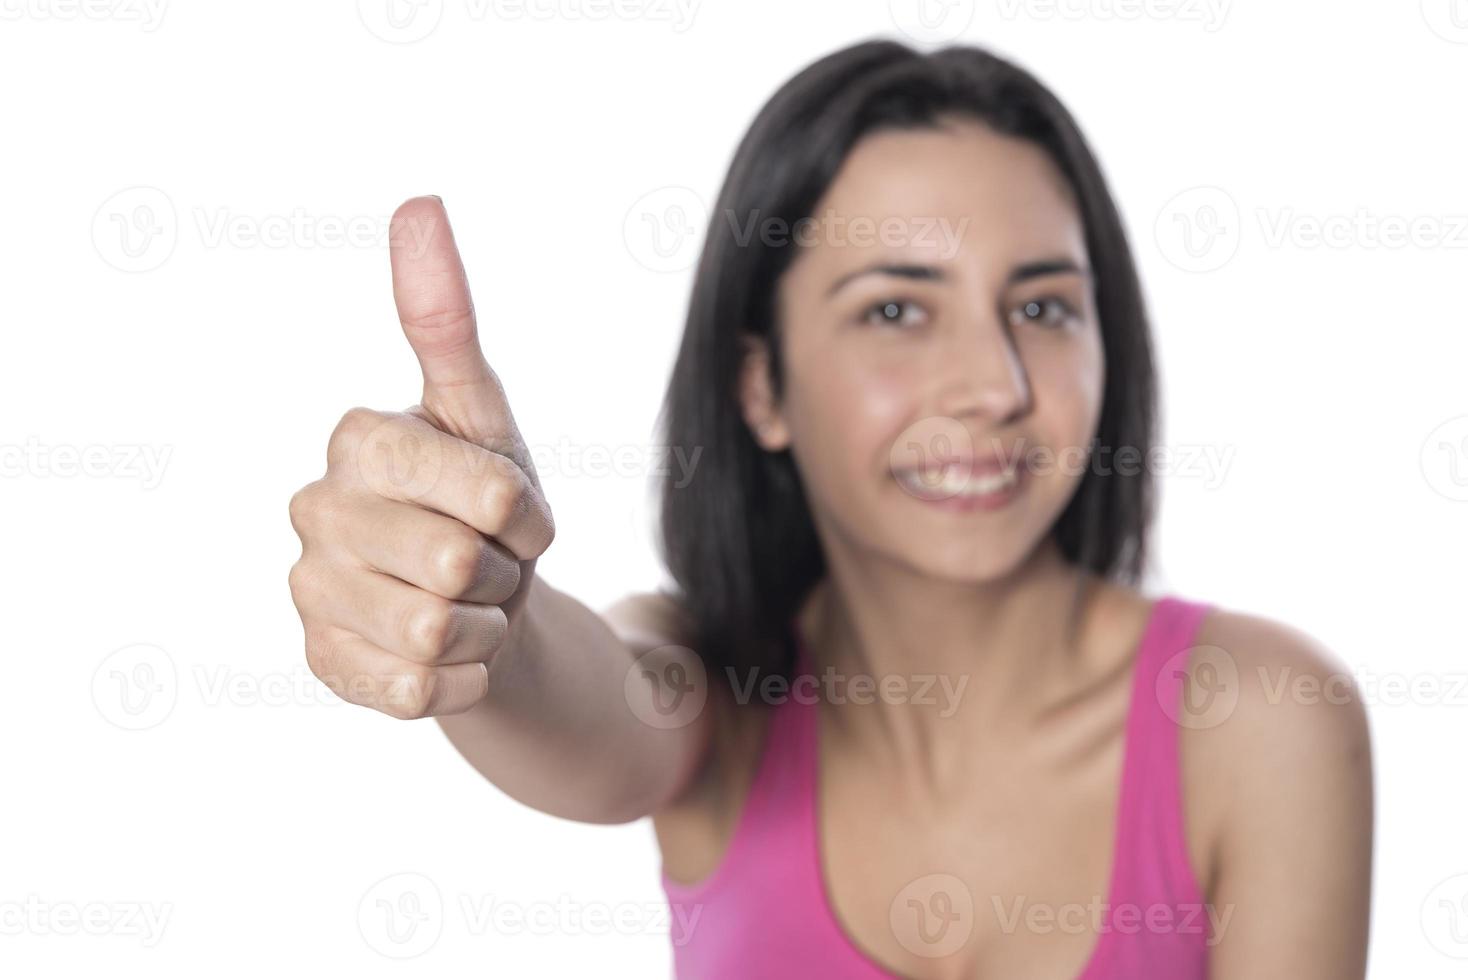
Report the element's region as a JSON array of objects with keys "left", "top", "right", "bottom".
[
  {"left": 1198, "top": 613, "right": 1375, "bottom": 978},
  {"left": 435, "top": 580, "right": 715, "bottom": 824}
]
